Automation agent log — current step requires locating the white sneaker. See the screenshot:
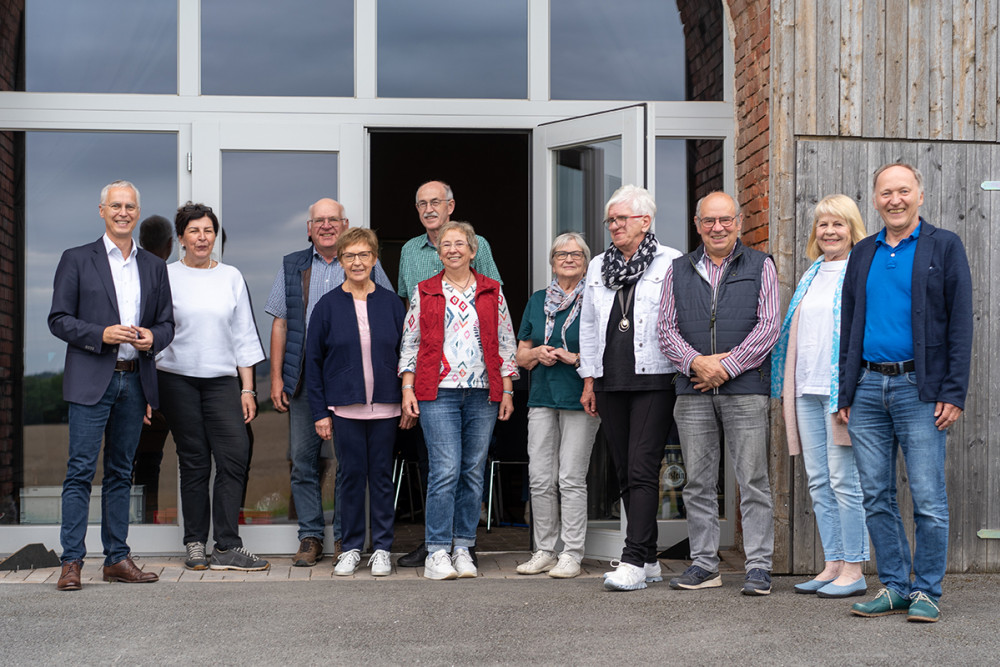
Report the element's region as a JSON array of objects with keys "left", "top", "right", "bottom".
[
  {"left": 603, "top": 562, "right": 647, "bottom": 591},
  {"left": 602, "top": 560, "right": 662, "bottom": 583},
  {"left": 516, "top": 550, "right": 557, "bottom": 575},
  {"left": 547, "top": 554, "right": 581, "bottom": 579},
  {"left": 334, "top": 549, "right": 361, "bottom": 576},
  {"left": 452, "top": 547, "right": 478, "bottom": 578},
  {"left": 368, "top": 549, "right": 392, "bottom": 577},
  {"left": 423, "top": 549, "right": 458, "bottom": 580}
]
